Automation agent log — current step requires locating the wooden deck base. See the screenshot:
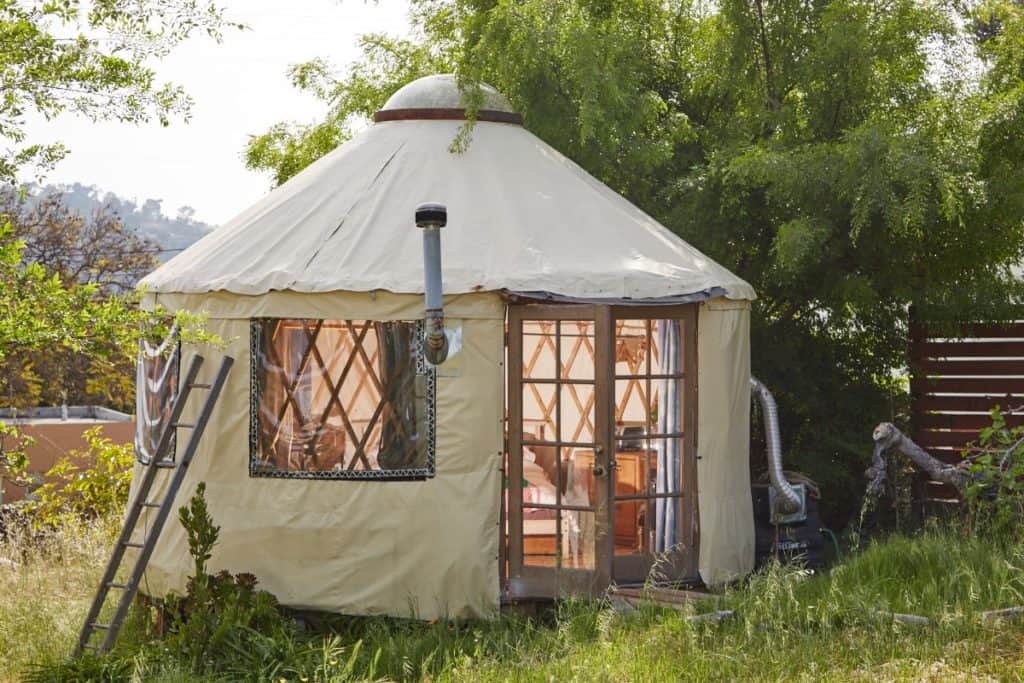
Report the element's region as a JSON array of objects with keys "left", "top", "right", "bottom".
[{"left": 608, "top": 584, "right": 716, "bottom": 612}]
